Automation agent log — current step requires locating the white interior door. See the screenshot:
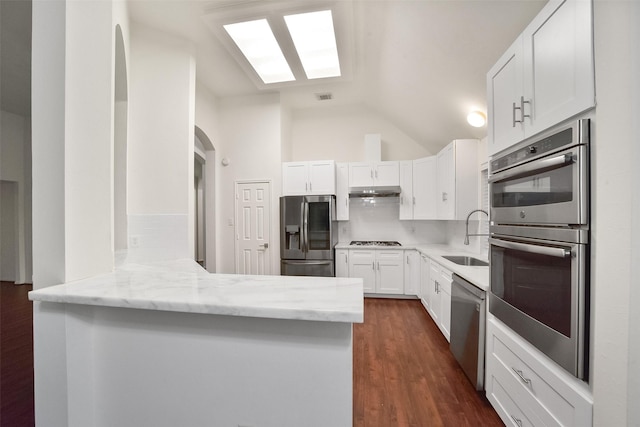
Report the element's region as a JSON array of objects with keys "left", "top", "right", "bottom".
[{"left": 235, "top": 181, "right": 271, "bottom": 275}]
